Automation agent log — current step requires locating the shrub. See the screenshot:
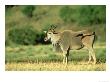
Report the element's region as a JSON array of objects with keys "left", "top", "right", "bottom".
[
  {"left": 59, "top": 6, "right": 77, "bottom": 23},
  {"left": 22, "top": 5, "right": 35, "bottom": 18},
  {"left": 59, "top": 5, "right": 106, "bottom": 26},
  {"left": 36, "top": 31, "right": 50, "bottom": 44},
  {"left": 77, "top": 5, "right": 106, "bottom": 25},
  {"left": 8, "top": 26, "right": 37, "bottom": 45}
]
